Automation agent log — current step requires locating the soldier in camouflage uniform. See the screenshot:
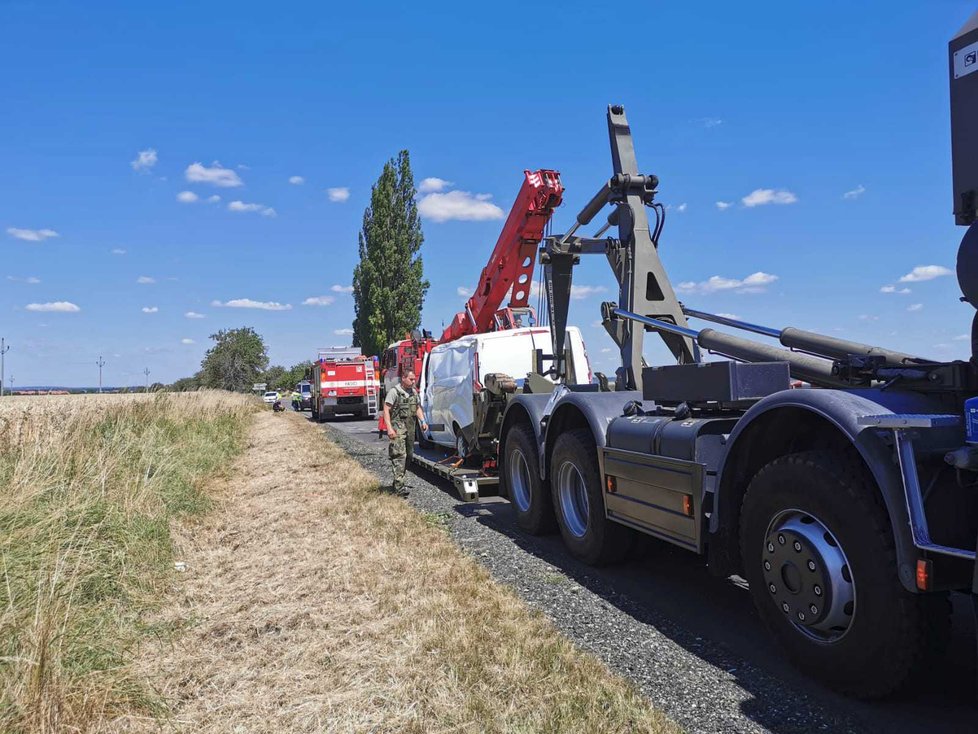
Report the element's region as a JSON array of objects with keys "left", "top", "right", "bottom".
[{"left": 383, "top": 369, "right": 428, "bottom": 496}]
